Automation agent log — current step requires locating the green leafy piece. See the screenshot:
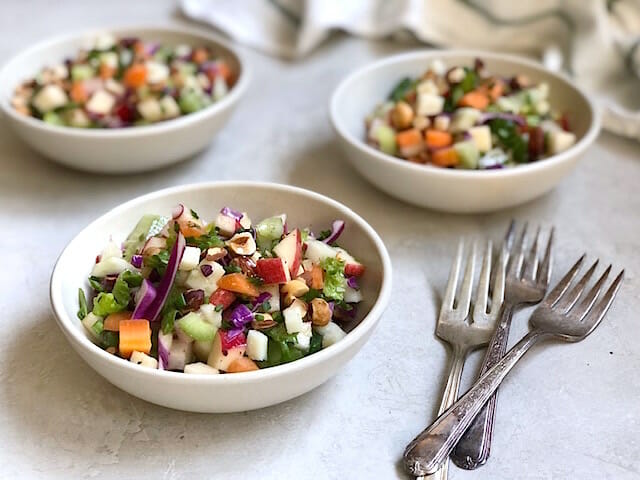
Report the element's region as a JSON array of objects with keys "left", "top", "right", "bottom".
[
  {"left": 145, "top": 250, "right": 170, "bottom": 274},
  {"left": 444, "top": 85, "right": 464, "bottom": 112},
  {"left": 91, "top": 318, "right": 104, "bottom": 336},
  {"left": 321, "top": 257, "right": 346, "bottom": 302},
  {"left": 489, "top": 119, "right": 529, "bottom": 163},
  {"left": 258, "top": 325, "right": 304, "bottom": 368},
  {"left": 272, "top": 311, "right": 284, "bottom": 323},
  {"left": 308, "top": 332, "right": 323, "bottom": 355},
  {"left": 259, "top": 300, "right": 271, "bottom": 313},
  {"left": 224, "top": 263, "right": 243, "bottom": 274},
  {"left": 248, "top": 276, "right": 264, "bottom": 287},
  {"left": 120, "top": 270, "right": 143, "bottom": 288},
  {"left": 215, "top": 304, "right": 224, "bottom": 313},
  {"left": 161, "top": 309, "right": 177, "bottom": 335},
  {"left": 186, "top": 231, "right": 224, "bottom": 250},
  {"left": 301, "top": 288, "right": 322, "bottom": 302},
  {"left": 460, "top": 68, "right": 478, "bottom": 93},
  {"left": 388, "top": 77, "right": 413, "bottom": 102},
  {"left": 92, "top": 292, "right": 127, "bottom": 317},
  {"left": 88, "top": 276, "right": 105, "bottom": 293},
  {"left": 77, "top": 289, "right": 88, "bottom": 320},
  {"left": 122, "top": 214, "right": 166, "bottom": 260},
  {"left": 112, "top": 274, "right": 131, "bottom": 306},
  {"left": 100, "top": 330, "right": 119, "bottom": 349}
]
